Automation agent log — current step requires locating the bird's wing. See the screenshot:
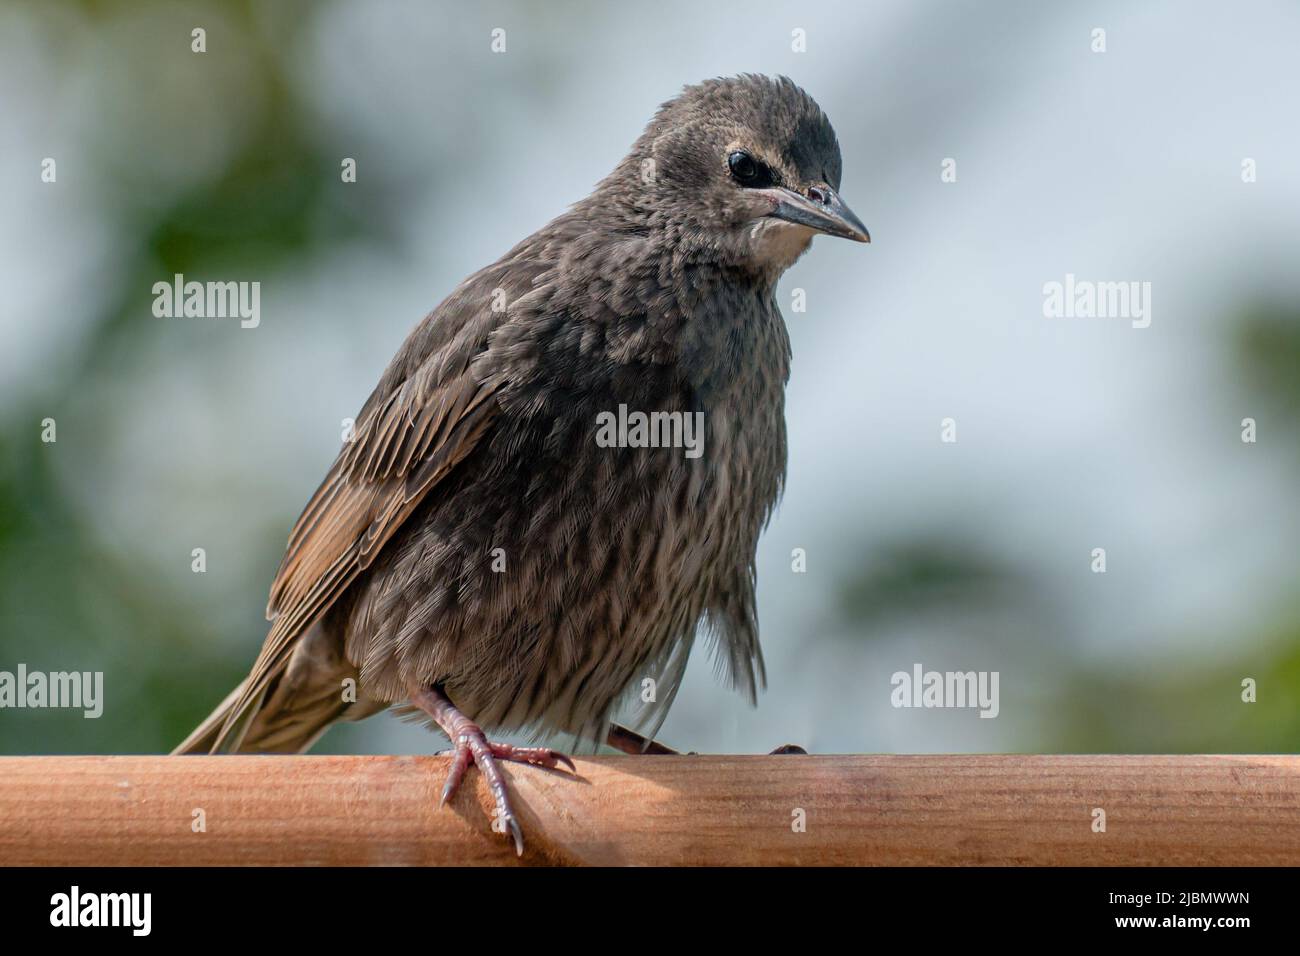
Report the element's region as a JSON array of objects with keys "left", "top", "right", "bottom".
[{"left": 212, "top": 349, "right": 499, "bottom": 751}]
